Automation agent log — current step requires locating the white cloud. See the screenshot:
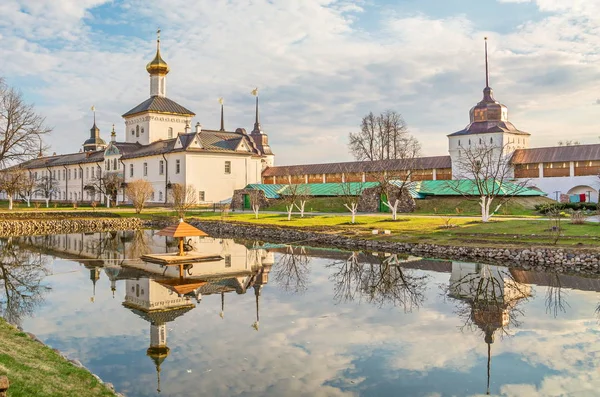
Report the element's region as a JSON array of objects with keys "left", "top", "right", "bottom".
[{"left": 1, "top": 0, "right": 599, "bottom": 164}]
